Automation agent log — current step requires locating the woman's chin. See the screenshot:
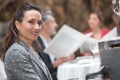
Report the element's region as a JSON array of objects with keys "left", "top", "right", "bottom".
[{"left": 31, "top": 36, "right": 38, "bottom": 41}]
